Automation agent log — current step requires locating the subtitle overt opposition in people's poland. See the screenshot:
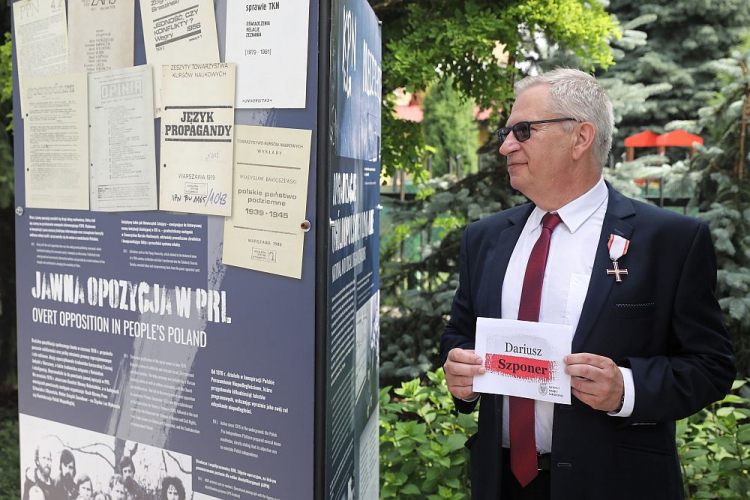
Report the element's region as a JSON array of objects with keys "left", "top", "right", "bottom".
[{"left": 441, "top": 68, "right": 735, "bottom": 500}]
